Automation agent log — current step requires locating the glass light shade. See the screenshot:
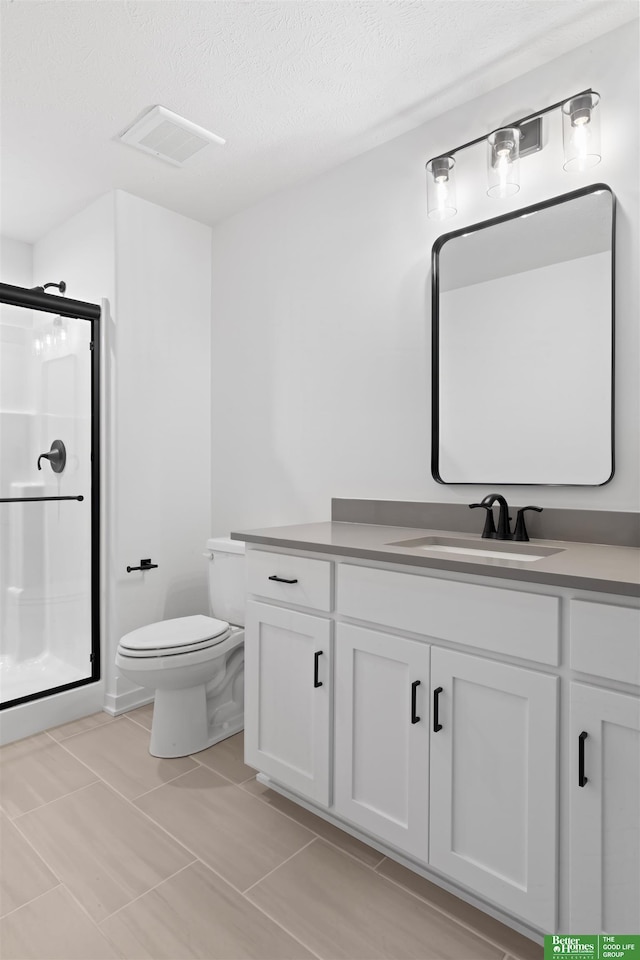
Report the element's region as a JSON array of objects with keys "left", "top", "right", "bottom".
[
  {"left": 487, "top": 127, "right": 521, "bottom": 198},
  {"left": 562, "top": 92, "right": 601, "bottom": 172},
  {"left": 426, "top": 156, "right": 457, "bottom": 220}
]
